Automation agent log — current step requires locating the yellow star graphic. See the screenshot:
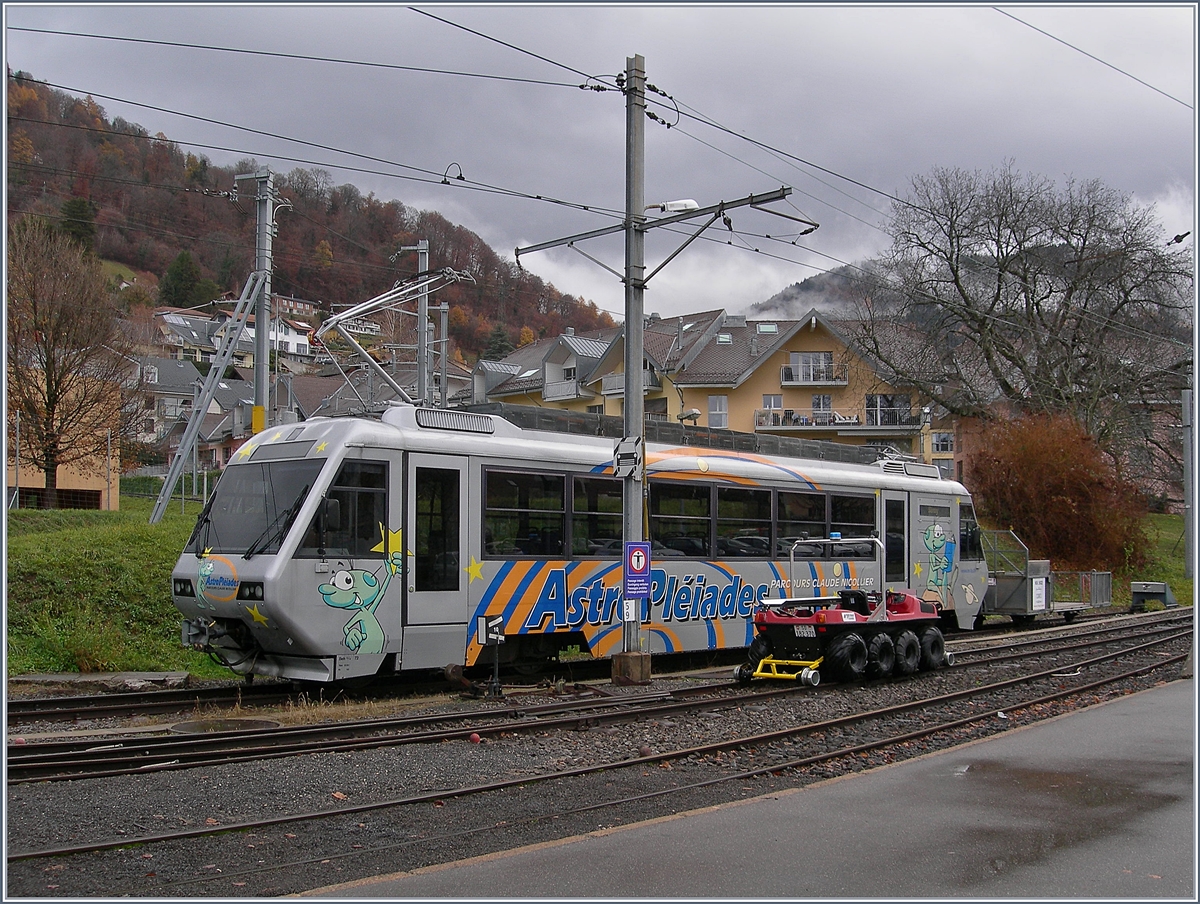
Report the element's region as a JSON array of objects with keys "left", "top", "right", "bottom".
[
  {"left": 464, "top": 556, "right": 484, "bottom": 583},
  {"left": 246, "top": 603, "right": 269, "bottom": 626},
  {"left": 315, "top": 441, "right": 328, "bottom": 453},
  {"left": 236, "top": 443, "right": 255, "bottom": 460},
  {"left": 913, "top": 561, "right": 923, "bottom": 578},
  {"left": 272, "top": 431, "right": 283, "bottom": 440},
  {"left": 201, "top": 547, "right": 212, "bottom": 558},
  {"left": 371, "top": 524, "right": 411, "bottom": 564}
]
